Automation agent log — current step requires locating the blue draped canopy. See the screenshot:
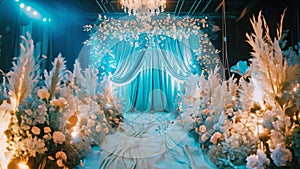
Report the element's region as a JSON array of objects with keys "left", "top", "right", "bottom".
[{"left": 79, "top": 15, "right": 224, "bottom": 113}]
